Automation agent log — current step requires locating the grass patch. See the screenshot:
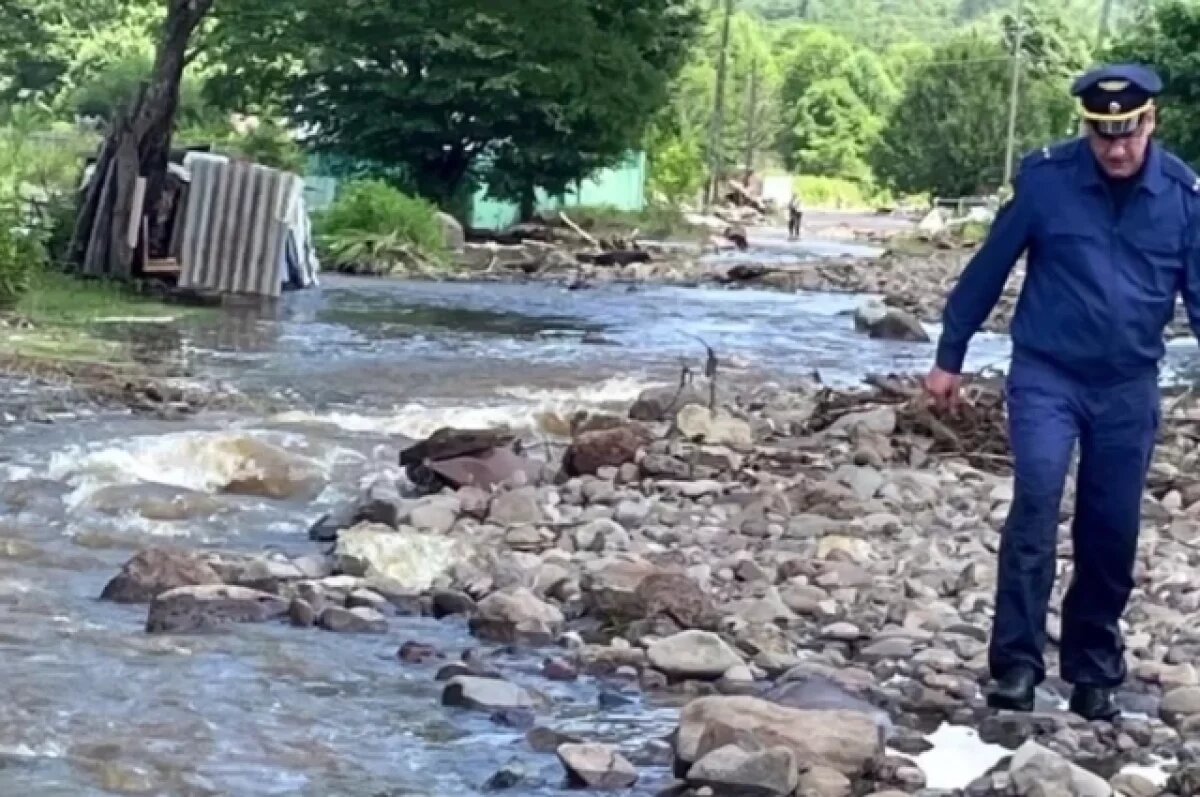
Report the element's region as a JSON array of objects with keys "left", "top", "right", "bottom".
[
  {"left": 556, "top": 203, "right": 698, "bottom": 240},
  {"left": 1, "top": 271, "right": 202, "bottom": 366}
]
